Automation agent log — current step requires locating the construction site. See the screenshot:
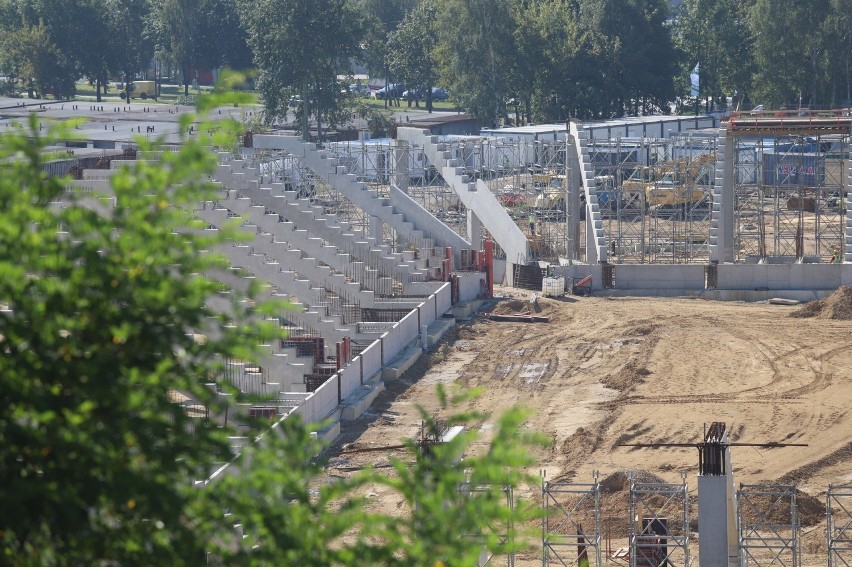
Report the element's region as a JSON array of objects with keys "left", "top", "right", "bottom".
[{"left": 9, "top": 95, "right": 852, "bottom": 565}]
